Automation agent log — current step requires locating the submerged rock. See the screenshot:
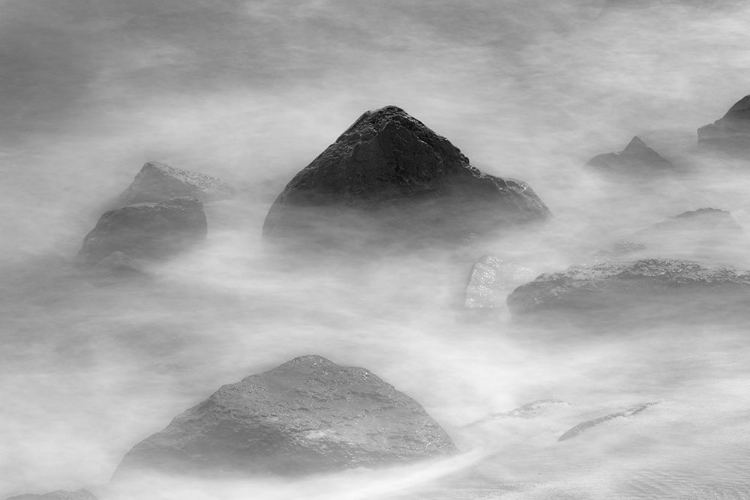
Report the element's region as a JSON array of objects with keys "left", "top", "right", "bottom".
[
  {"left": 117, "top": 161, "right": 234, "bottom": 206},
  {"left": 464, "top": 399, "right": 570, "bottom": 428},
  {"left": 263, "top": 106, "right": 550, "bottom": 249},
  {"left": 77, "top": 197, "right": 207, "bottom": 267},
  {"left": 465, "top": 255, "right": 536, "bottom": 309},
  {"left": 5, "top": 490, "right": 97, "bottom": 500},
  {"left": 507, "top": 259, "right": 750, "bottom": 327},
  {"left": 586, "top": 136, "right": 674, "bottom": 175},
  {"left": 114, "top": 355, "right": 457, "bottom": 479},
  {"left": 558, "top": 402, "right": 658, "bottom": 441},
  {"left": 698, "top": 95, "right": 750, "bottom": 153},
  {"left": 599, "top": 208, "right": 744, "bottom": 259}
]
